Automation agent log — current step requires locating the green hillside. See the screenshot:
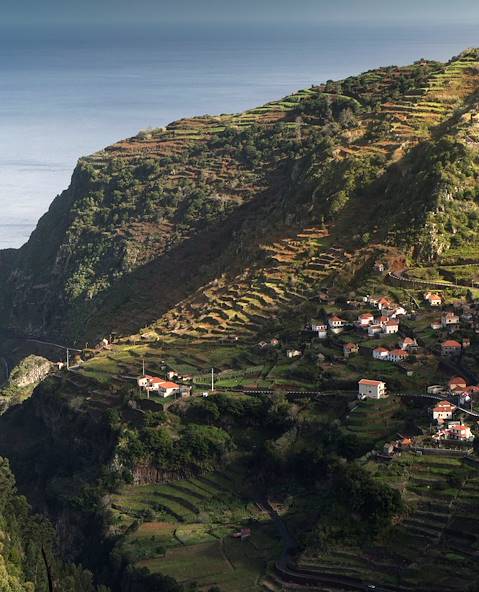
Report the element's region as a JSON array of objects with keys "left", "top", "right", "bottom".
[
  {"left": 2, "top": 49, "right": 479, "bottom": 592},
  {"left": 2, "top": 50, "right": 479, "bottom": 343}
]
